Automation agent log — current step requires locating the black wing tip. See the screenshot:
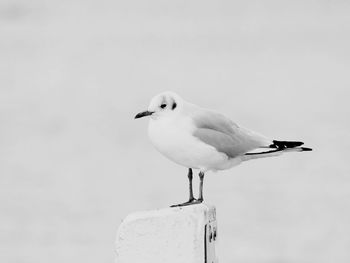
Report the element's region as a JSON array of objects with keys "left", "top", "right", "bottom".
[
  {"left": 301, "top": 147, "right": 313, "bottom": 151},
  {"left": 271, "top": 140, "right": 304, "bottom": 149},
  {"left": 270, "top": 140, "right": 312, "bottom": 152}
]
